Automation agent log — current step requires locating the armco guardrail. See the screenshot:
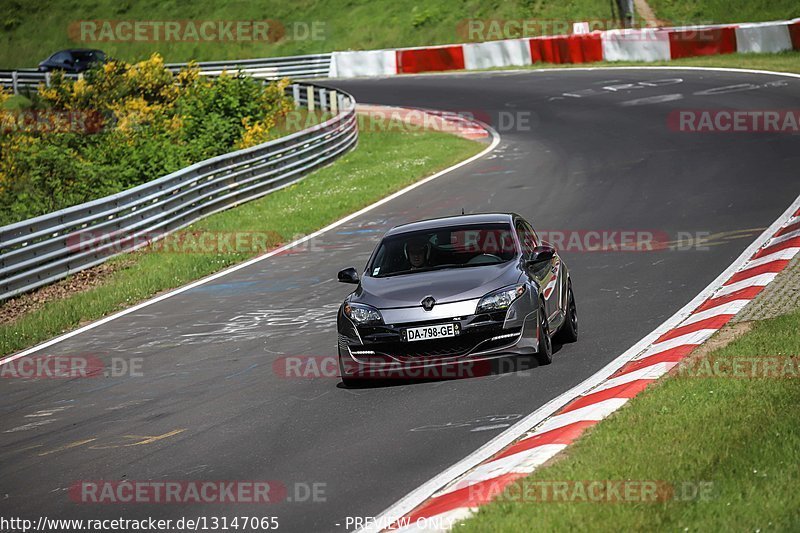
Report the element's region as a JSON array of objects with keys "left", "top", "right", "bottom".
[
  {"left": 0, "top": 53, "right": 332, "bottom": 94},
  {"left": 0, "top": 69, "right": 73, "bottom": 94},
  {"left": 166, "top": 53, "right": 332, "bottom": 79},
  {"left": 0, "top": 83, "right": 357, "bottom": 301}
]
